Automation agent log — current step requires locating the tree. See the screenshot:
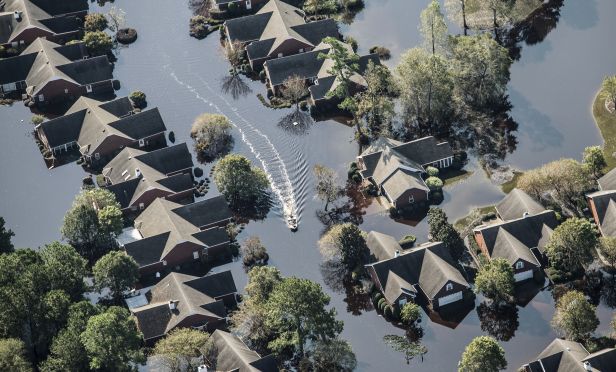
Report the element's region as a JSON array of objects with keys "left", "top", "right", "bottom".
[
  {"left": 427, "top": 207, "right": 465, "bottom": 260},
  {"left": 401, "top": 303, "right": 422, "bottom": 326},
  {"left": 318, "top": 223, "right": 369, "bottom": 273},
  {"left": 105, "top": 6, "right": 126, "bottom": 33},
  {"left": 459, "top": 336, "right": 506, "bottom": 372},
  {"left": 451, "top": 34, "right": 512, "bottom": 110},
  {"left": 599, "top": 236, "right": 616, "bottom": 270},
  {"left": 81, "top": 306, "right": 144, "bottom": 371},
  {"left": 129, "top": 90, "right": 147, "bottom": 109},
  {"left": 281, "top": 74, "right": 307, "bottom": 114},
  {"left": 265, "top": 277, "right": 343, "bottom": 357},
  {"left": 190, "top": 113, "right": 233, "bottom": 162},
  {"left": 481, "top": 0, "right": 515, "bottom": 41},
  {"left": 310, "top": 338, "right": 357, "bottom": 372},
  {"left": 40, "top": 301, "right": 99, "bottom": 372},
  {"left": 152, "top": 328, "right": 212, "bottom": 372},
  {"left": 313, "top": 164, "right": 343, "bottom": 211},
  {"left": 241, "top": 236, "right": 268, "bottom": 268},
  {"left": 84, "top": 13, "right": 108, "bottom": 32},
  {"left": 83, "top": 31, "right": 113, "bottom": 56},
  {"left": 396, "top": 48, "right": 454, "bottom": 135},
  {"left": 0, "top": 216, "right": 14, "bottom": 254},
  {"left": 600, "top": 75, "right": 616, "bottom": 110},
  {"left": 582, "top": 146, "right": 606, "bottom": 179},
  {"left": 61, "top": 188, "right": 123, "bottom": 263},
  {"left": 355, "top": 62, "right": 398, "bottom": 138},
  {"left": 383, "top": 335, "right": 427, "bottom": 364},
  {"left": 420, "top": 0, "right": 449, "bottom": 56},
  {"left": 213, "top": 154, "right": 270, "bottom": 216},
  {"left": 92, "top": 251, "right": 138, "bottom": 303},
  {"left": 222, "top": 40, "right": 244, "bottom": 75},
  {"left": 517, "top": 159, "right": 594, "bottom": 215},
  {"left": 545, "top": 218, "right": 597, "bottom": 274},
  {"left": 445, "top": 0, "right": 469, "bottom": 35},
  {"left": 303, "top": 0, "right": 337, "bottom": 15},
  {"left": 551, "top": 290, "right": 599, "bottom": 341},
  {"left": 40, "top": 242, "right": 88, "bottom": 301},
  {"left": 474, "top": 258, "right": 514, "bottom": 304},
  {"left": 319, "top": 37, "right": 360, "bottom": 104},
  {"left": 0, "top": 338, "right": 32, "bottom": 372}
]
